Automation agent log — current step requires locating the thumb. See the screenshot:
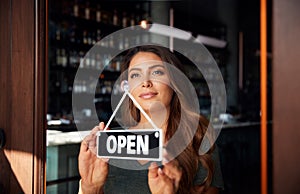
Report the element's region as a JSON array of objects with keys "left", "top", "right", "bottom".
[{"left": 99, "top": 122, "right": 105, "bottom": 130}]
